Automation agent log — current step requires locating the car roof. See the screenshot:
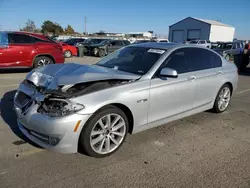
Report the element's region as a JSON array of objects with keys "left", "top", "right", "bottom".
[
  {"left": 130, "top": 42, "right": 180, "bottom": 50},
  {"left": 1, "top": 31, "right": 50, "bottom": 40},
  {"left": 130, "top": 42, "right": 216, "bottom": 51}
]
